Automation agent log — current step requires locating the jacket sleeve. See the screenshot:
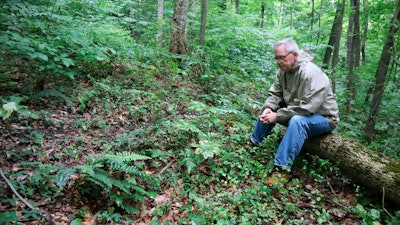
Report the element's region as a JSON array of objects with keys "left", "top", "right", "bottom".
[
  {"left": 262, "top": 72, "right": 285, "bottom": 111},
  {"left": 276, "top": 70, "right": 329, "bottom": 124}
]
